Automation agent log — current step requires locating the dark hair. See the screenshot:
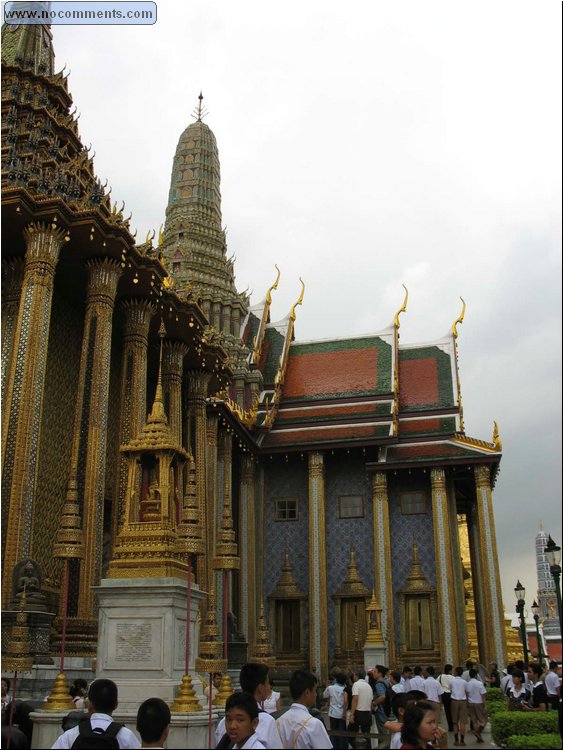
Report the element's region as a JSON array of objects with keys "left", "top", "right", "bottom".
[
  {"left": 528, "top": 663, "right": 542, "bottom": 679},
  {"left": 354, "top": 668, "right": 366, "bottom": 680},
  {"left": 240, "top": 663, "right": 269, "bottom": 695},
  {"left": 335, "top": 672, "right": 347, "bottom": 686},
  {"left": 289, "top": 670, "right": 317, "bottom": 700},
  {"left": 69, "top": 678, "right": 88, "bottom": 698},
  {"left": 413, "top": 665, "right": 423, "bottom": 676},
  {"left": 507, "top": 664, "right": 515, "bottom": 675},
  {"left": 391, "top": 692, "right": 410, "bottom": 718},
  {"left": 401, "top": 700, "right": 435, "bottom": 746},
  {"left": 406, "top": 690, "right": 427, "bottom": 702},
  {"left": 402, "top": 666, "right": 412, "bottom": 674},
  {"left": 465, "top": 660, "right": 474, "bottom": 669},
  {"left": 426, "top": 666, "right": 435, "bottom": 677},
  {"left": 136, "top": 697, "right": 171, "bottom": 743},
  {"left": 549, "top": 661, "right": 558, "bottom": 670},
  {"left": 391, "top": 670, "right": 402, "bottom": 684},
  {"left": 1, "top": 678, "right": 10, "bottom": 691},
  {"left": 455, "top": 666, "right": 463, "bottom": 677},
  {"left": 212, "top": 672, "right": 223, "bottom": 680},
  {"left": 88, "top": 679, "right": 118, "bottom": 714},
  {"left": 226, "top": 691, "right": 259, "bottom": 721},
  {"left": 444, "top": 665, "right": 453, "bottom": 674},
  {"left": 375, "top": 665, "right": 388, "bottom": 677},
  {"left": 512, "top": 669, "right": 525, "bottom": 682},
  {"left": 1, "top": 726, "right": 29, "bottom": 750},
  {"left": 469, "top": 668, "right": 477, "bottom": 679},
  {"left": 515, "top": 660, "right": 525, "bottom": 670}
]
